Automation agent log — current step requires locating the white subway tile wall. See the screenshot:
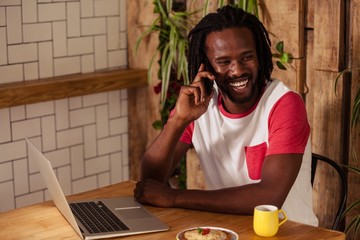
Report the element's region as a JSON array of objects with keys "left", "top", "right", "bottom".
[{"left": 0, "top": 0, "right": 129, "bottom": 212}]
